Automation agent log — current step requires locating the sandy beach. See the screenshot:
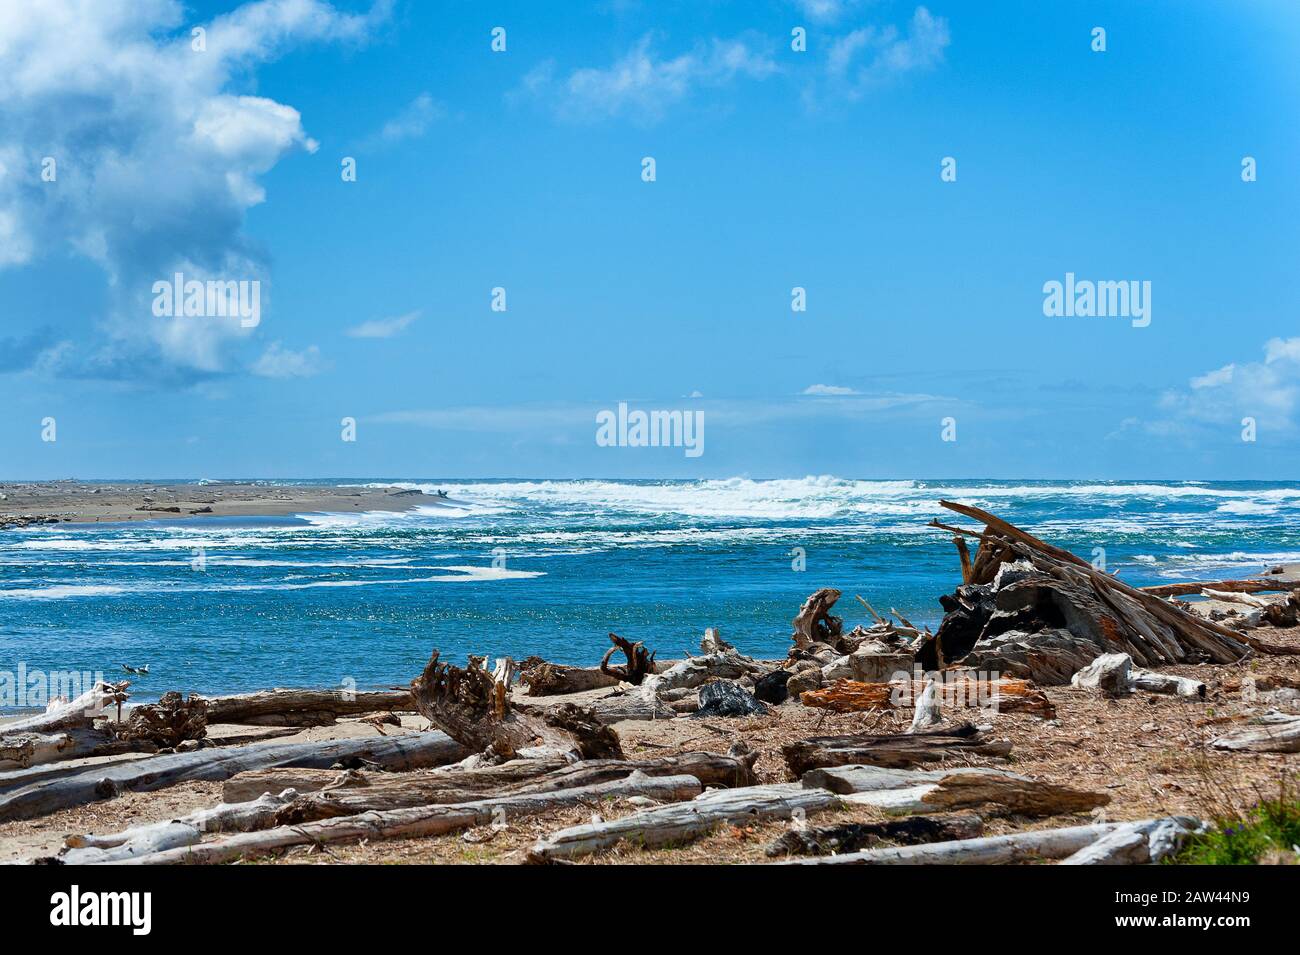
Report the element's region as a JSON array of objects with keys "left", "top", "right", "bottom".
[{"left": 0, "top": 481, "right": 434, "bottom": 526}]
